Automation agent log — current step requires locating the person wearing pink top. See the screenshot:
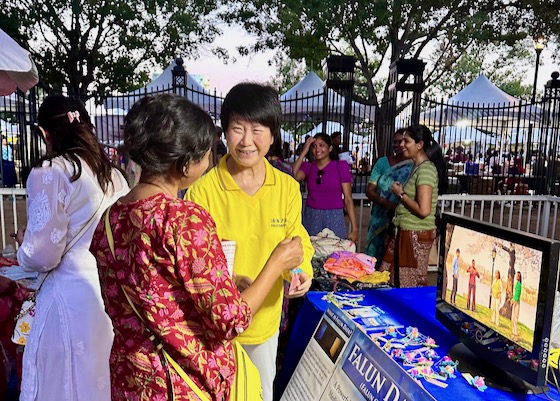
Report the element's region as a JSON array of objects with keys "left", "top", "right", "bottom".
[{"left": 293, "top": 133, "right": 358, "bottom": 242}]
